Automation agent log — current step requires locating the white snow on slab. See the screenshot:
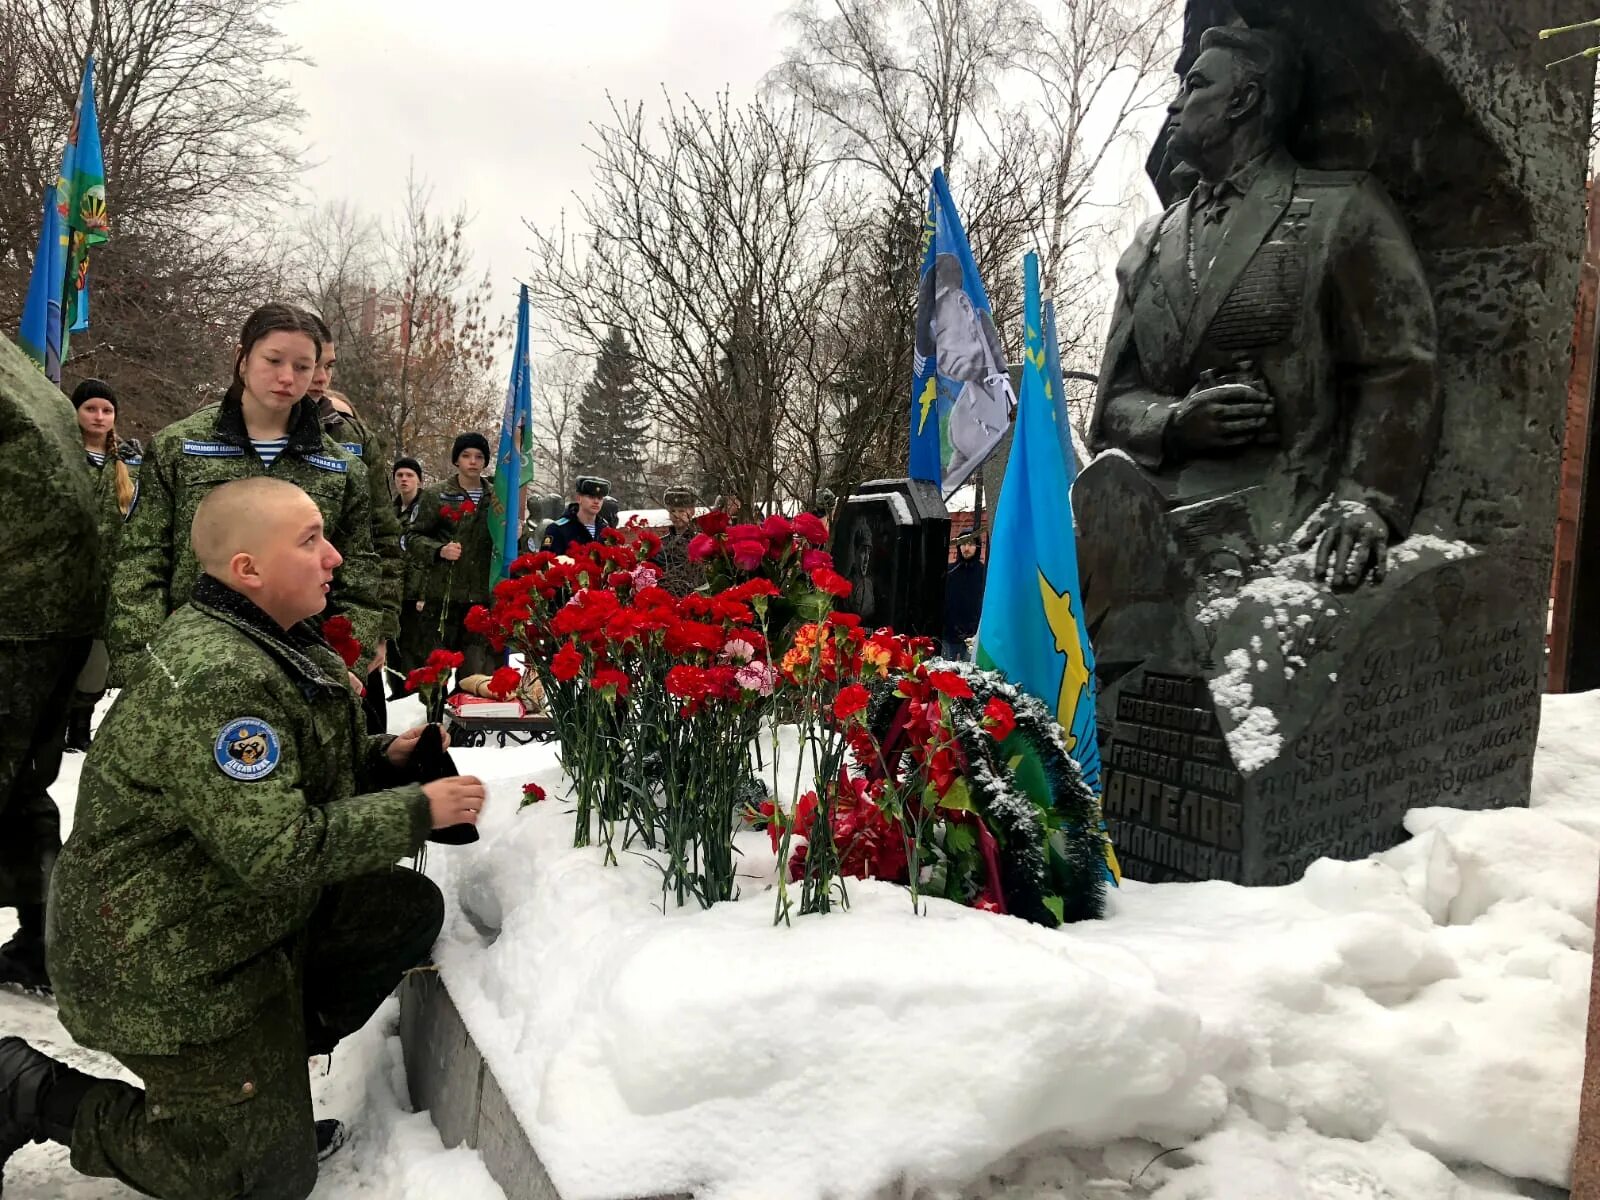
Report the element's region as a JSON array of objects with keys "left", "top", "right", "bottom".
[{"left": 12, "top": 691, "right": 1600, "bottom": 1199}]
